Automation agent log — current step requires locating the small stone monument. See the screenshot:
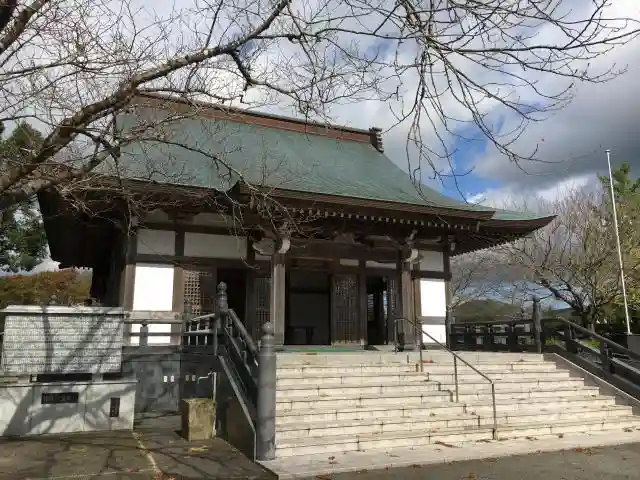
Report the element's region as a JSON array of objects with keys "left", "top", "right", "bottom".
[{"left": 0, "top": 304, "right": 137, "bottom": 436}]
